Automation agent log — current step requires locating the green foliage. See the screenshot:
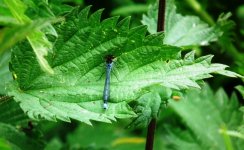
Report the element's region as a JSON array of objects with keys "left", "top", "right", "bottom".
[
  {"left": 128, "top": 91, "right": 162, "bottom": 128},
  {"left": 7, "top": 6, "right": 240, "bottom": 125},
  {"left": 0, "top": 138, "right": 12, "bottom": 150},
  {"left": 7, "top": 6, "right": 178, "bottom": 124},
  {"left": 66, "top": 124, "right": 145, "bottom": 149},
  {"left": 1, "top": 0, "right": 59, "bottom": 74},
  {"left": 0, "top": 96, "right": 29, "bottom": 125},
  {"left": 36, "top": 85, "right": 244, "bottom": 150},
  {"left": 236, "top": 85, "right": 244, "bottom": 99},
  {"left": 141, "top": 4, "right": 157, "bottom": 34},
  {"left": 0, "top": 1, "right": 18, "bottom": 26},
  {"left": 0, "top": 123, "right": 44, "bottom": 150},
  {"left": 165, "top": 84, "right": 244, "bottom": 150},
  {"left": 111, "top": 4, "right": 149, "bottom": 16},
  {"left": 0, "top": 0, "right": 243, "bottom": 149},
  {"left": 142, "top": 0, "right": 227, "bottom": 47},
  {"left": 0, "top": 51, "right": 12, "bottom": 95},
  {"left": 44, "top": 138, "right": 62, "bottom": 150},
  {"left": 0, "top": 19, "right": 58, "bottom": 55}
]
